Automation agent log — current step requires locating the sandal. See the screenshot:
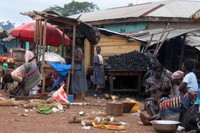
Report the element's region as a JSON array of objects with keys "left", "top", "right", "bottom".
[{"left": 139, "top": 112, "right": 151, "bottom": 126}]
